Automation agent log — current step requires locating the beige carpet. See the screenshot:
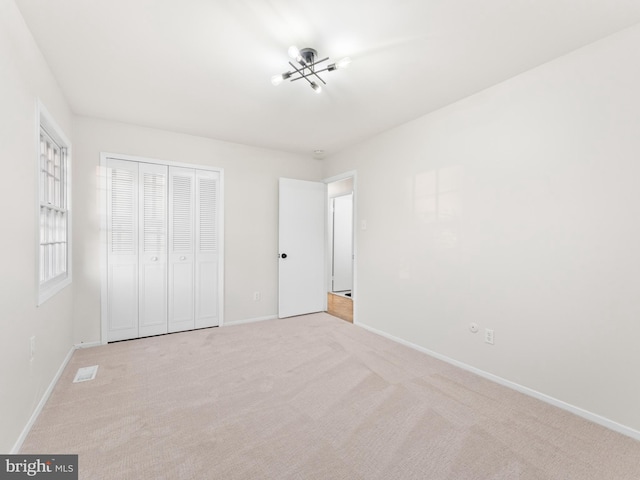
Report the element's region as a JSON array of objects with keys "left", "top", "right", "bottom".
[{"left": 21, "top": 313, "right": 640, "bottom": 479}]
